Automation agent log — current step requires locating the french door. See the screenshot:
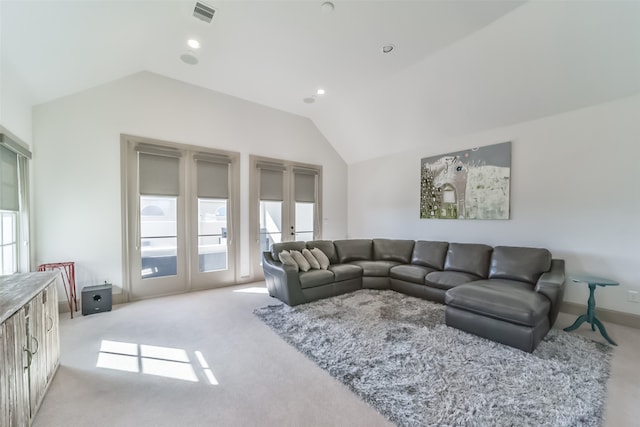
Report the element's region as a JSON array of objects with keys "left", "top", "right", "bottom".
[
  {"left": 122, "top": 136, "right": 239, "bottom": 300},
  {"left": 251, "top": 156, "right": 322, "bottom": 277}
]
